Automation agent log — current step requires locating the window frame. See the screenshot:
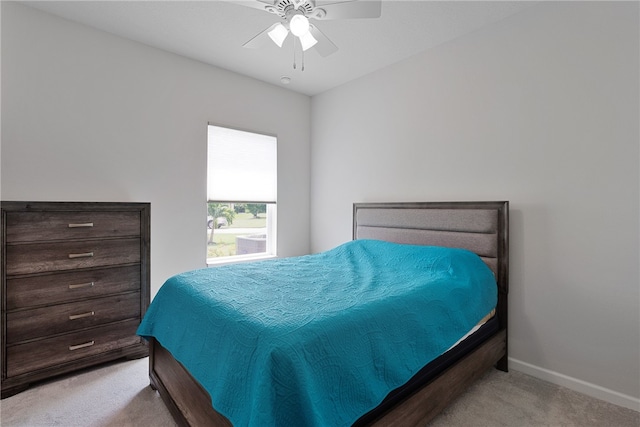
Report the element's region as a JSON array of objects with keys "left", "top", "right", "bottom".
[{"left": 206, "top": 123, "right": 277, "bottom": 265}]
